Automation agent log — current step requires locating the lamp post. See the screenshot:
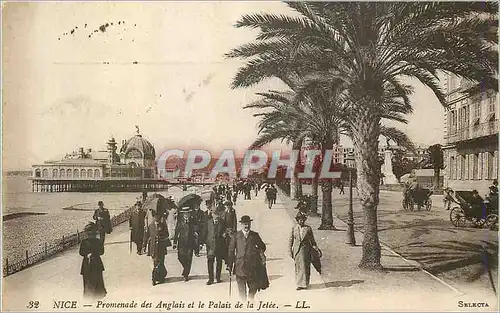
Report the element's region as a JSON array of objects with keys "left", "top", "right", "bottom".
[{"left": 346, "top": 167, "right": 356, "bottom": 246}]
